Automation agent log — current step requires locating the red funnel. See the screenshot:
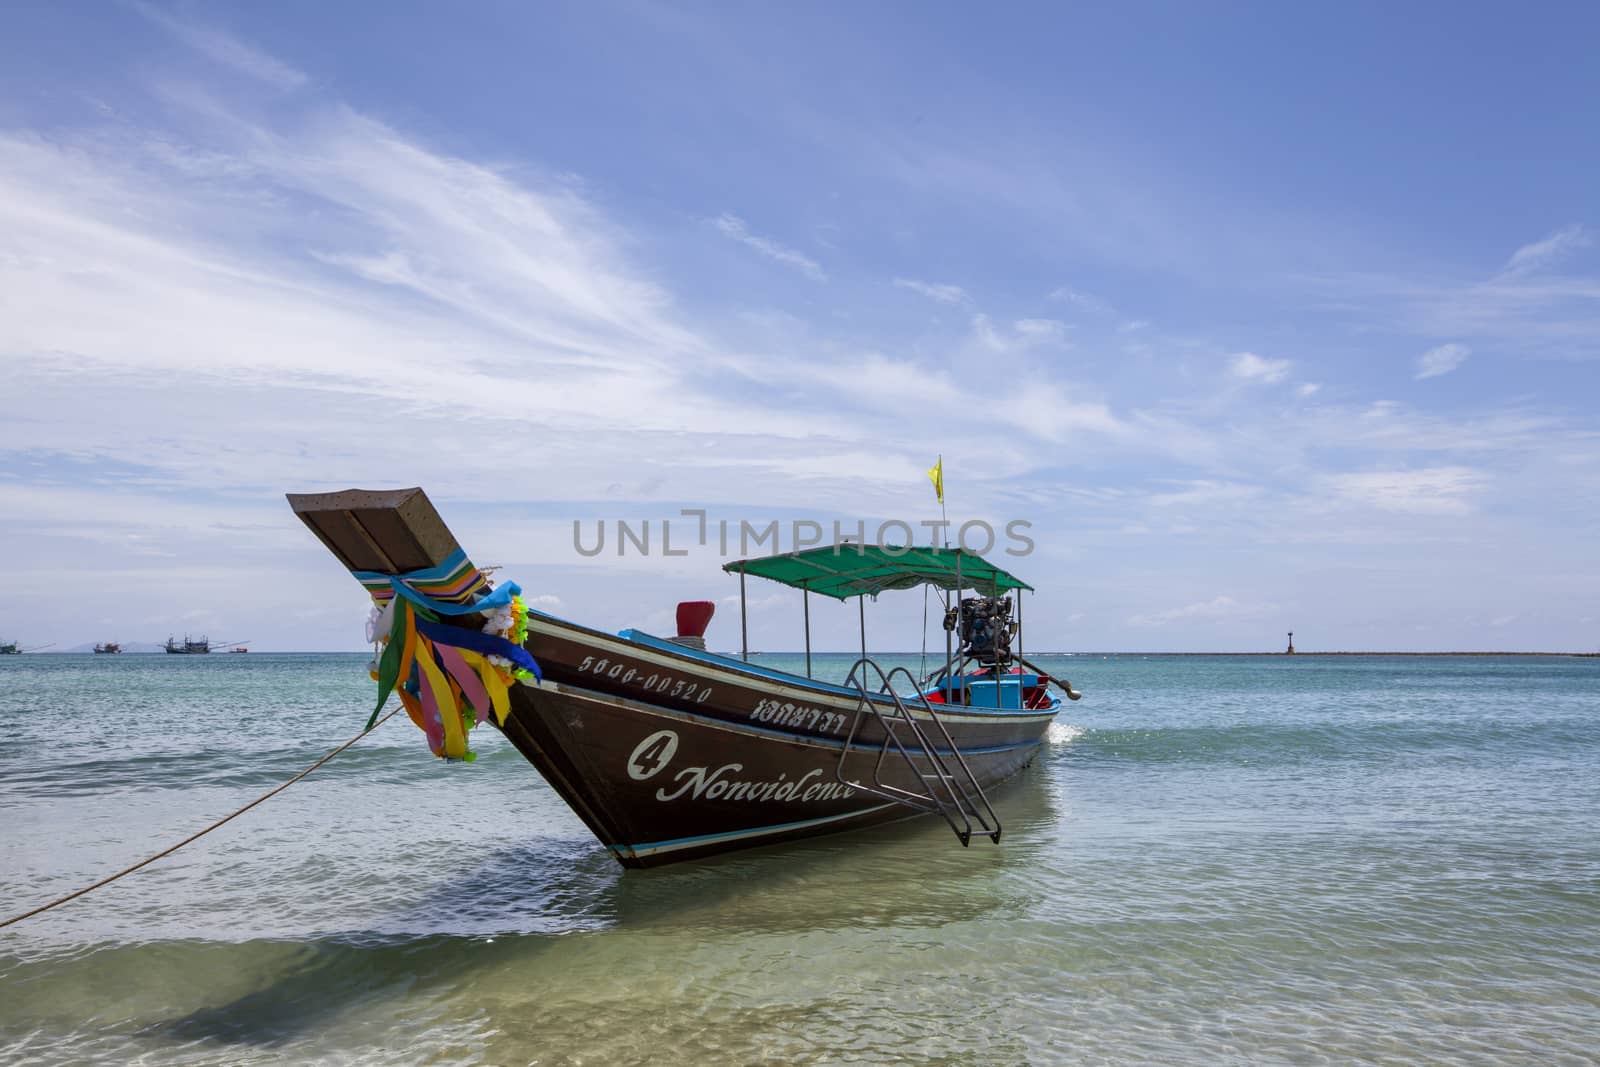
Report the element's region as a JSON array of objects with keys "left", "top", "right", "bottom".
[{"left": 676, "top": 600, "right": 715, "bottom": 638}]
